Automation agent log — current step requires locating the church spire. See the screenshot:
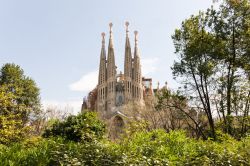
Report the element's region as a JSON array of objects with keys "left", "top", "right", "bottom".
[
  {"left": 98, "top": 32, "right": 106, "bottom": 85},
  {"left": 101, "top": 32, "right": 106, "bottom": 59},
  {"left": 133, "top": 30, "right": 142, "bottom": 84},
  {"left": 101, "top": 32, "right": 105, "bottom": 49},
  {"left": 125, "top": 21, "right": 130, "bottom": 46},
  {"left": 106, "top": 22, "right": 116, "bottom": 111},
  {"left": 133, "top": 30, "right": 141, "bottom": 81},
  {"left": 134, "top": 30, "right": 140, "bottom": 58},
  {"left": 133, "top": 30, "right": 143, "bottom": 101},
  {"left": 108, "top": 22, "right": 114, "bottom": 48},
  {"left": 107, "top": 22, "right": 116, "bottom": 79},
  {"left": 124, "top": 21, "right": 132, "bottom": 78},
  {"left": 124, "top": 22, "right": 133, "bottom": 103}
]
